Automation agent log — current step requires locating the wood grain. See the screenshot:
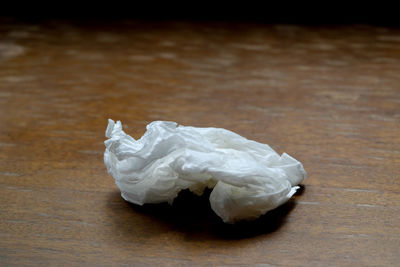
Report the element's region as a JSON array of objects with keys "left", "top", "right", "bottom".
[{"left": 1, "top": 19, "right": 399, "bottom": 266}]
